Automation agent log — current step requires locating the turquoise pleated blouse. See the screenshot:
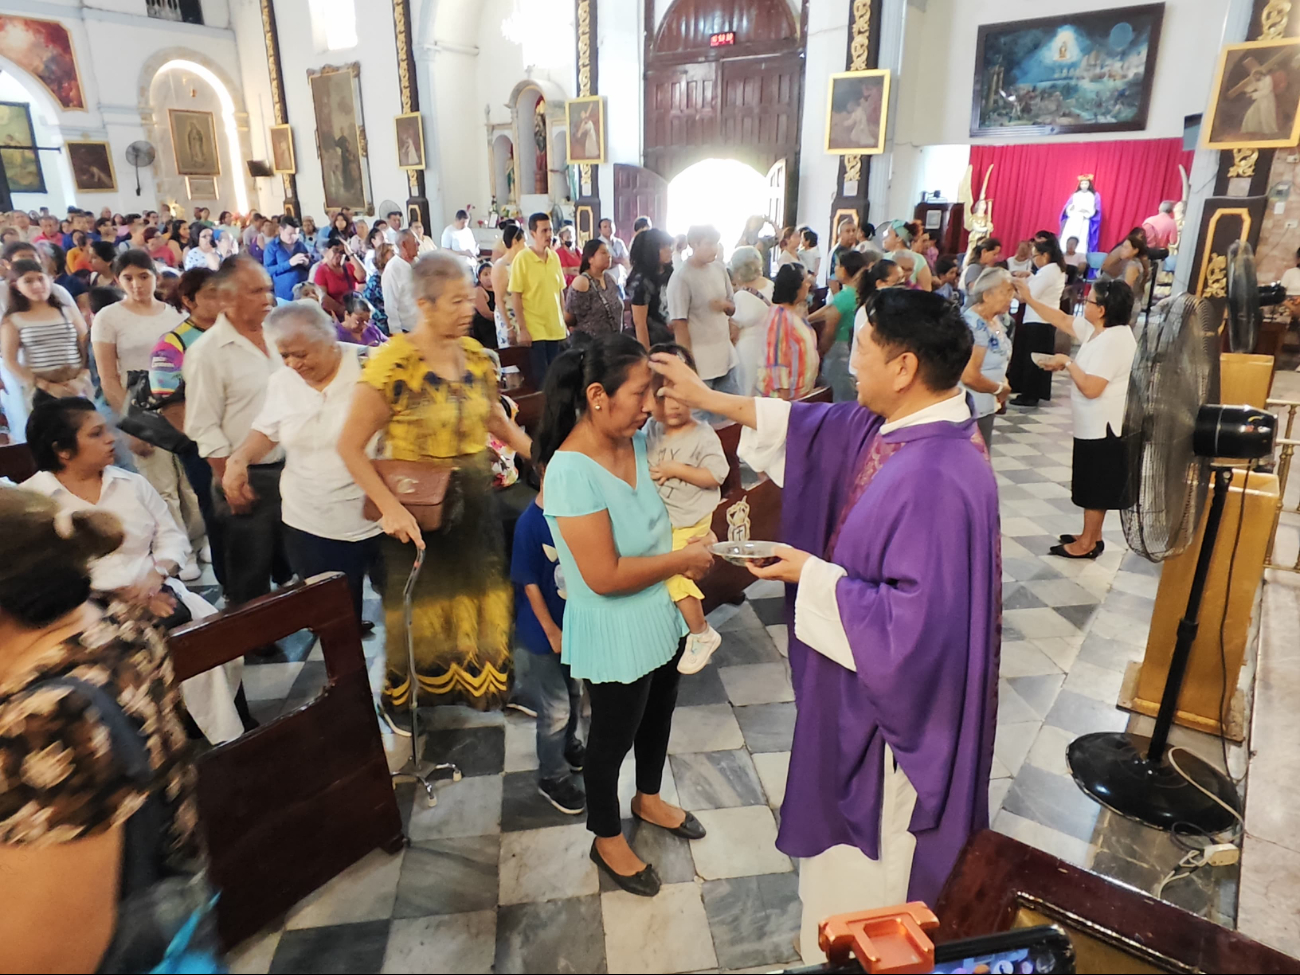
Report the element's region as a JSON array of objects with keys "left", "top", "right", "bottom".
[{"left": 543, "top": 430, "right": 688, "bottom": 684}]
